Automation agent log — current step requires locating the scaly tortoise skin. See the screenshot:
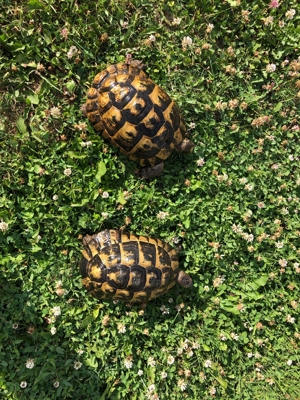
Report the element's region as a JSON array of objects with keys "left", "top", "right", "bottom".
[
  {"left": 80, "top": 229, "right": 193, "bottom": 302},
  {"left": 84, "top": 60, "right": 194, "bottom": 178}
]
